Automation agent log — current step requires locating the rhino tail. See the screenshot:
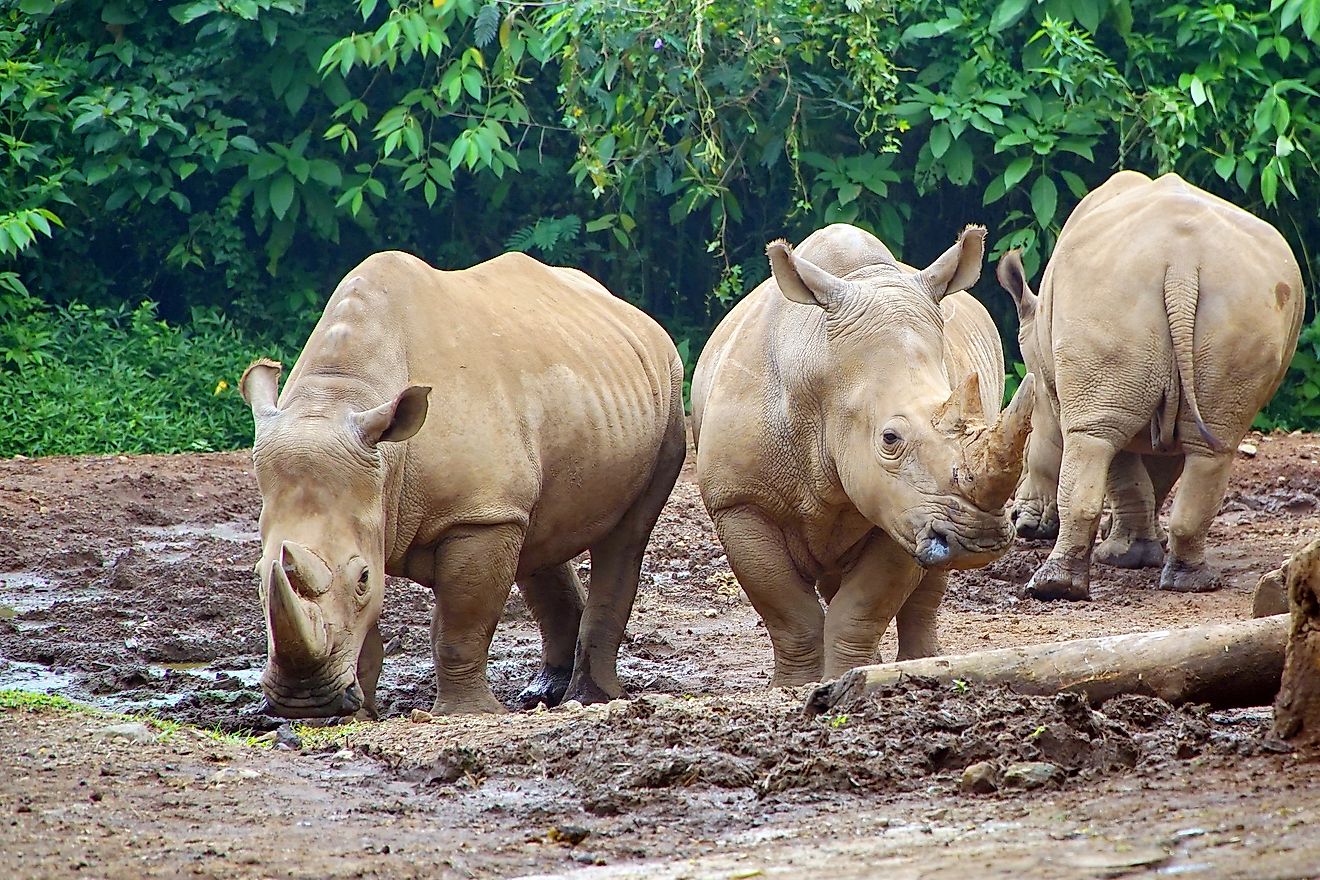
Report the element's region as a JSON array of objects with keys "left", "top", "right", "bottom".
[{"left": 1162, "top": 263, "right": 1227, "bottom": 453}]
